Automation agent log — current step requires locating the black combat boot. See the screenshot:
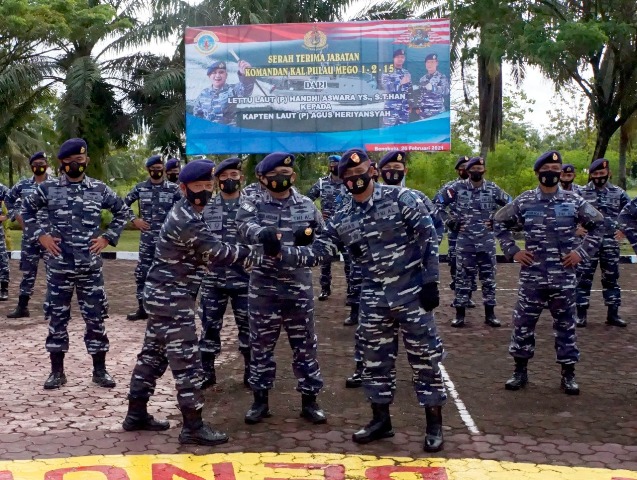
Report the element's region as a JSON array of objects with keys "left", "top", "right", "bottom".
[
  {"left": 7, "top": 294, "right": 30, "bottom": 318},
  {"left": 0, "top": 281, "right": 9, "bottom": 301},
  {"left": 505, "top": 357, "right": 528, "bottom": 391},
  {"left": 423, "top": 406, "right": 444, "bottom": 452},
  {"left": 560, "top": 364, "right": 580, "bottom": 395},
  {"left": 92, "top": 352, "right": 116, "bottom": 388},
  {"left": 300, "top": 394, "right": 327, "bottom": 424},
  {"left": 44, "top": 352, "right": 67, "bottom": 389},
  {"left": 484, "top": 305, "right": 501, "bottom": 327},
  {"left": 178, "top": 407, "right": 229, "bottom": 446},
  {"left": 126, "top": 300, "right": 148, "bottom": 321},
  {"left": 122, "top": 397, "right": 170, "bottom": 431},
  {"left": 352, "top": 403, "right": 394, "bottom": 444},
  {"left": 451, "top": 307, "right": 465, "bottom": 328},
  {"left": 343, "top": 303, "right": 359, "bottom": 326},
  {"left": 467, "top": 299, "right": 476, "bottom": 308},
  {"left": 345, "top": 361, "right": 363, "bottom": 388},
  {"left": 606, "top": 306, "right": 627, "bottom": 327},
  {"left": 244, "top": 390, "right": 271, "bottom": 424},
  {"left": 318, "top": 286, "right": 331, "bottom": 301},
  {"left": 200, "top": 352, "right": 216, "bottom": 389},
  {"left": 576, "top": 305, "right": 588, "bottom": 327},
  {"left": 241, "top": 349, "right": 251, "bottom": 388}
]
